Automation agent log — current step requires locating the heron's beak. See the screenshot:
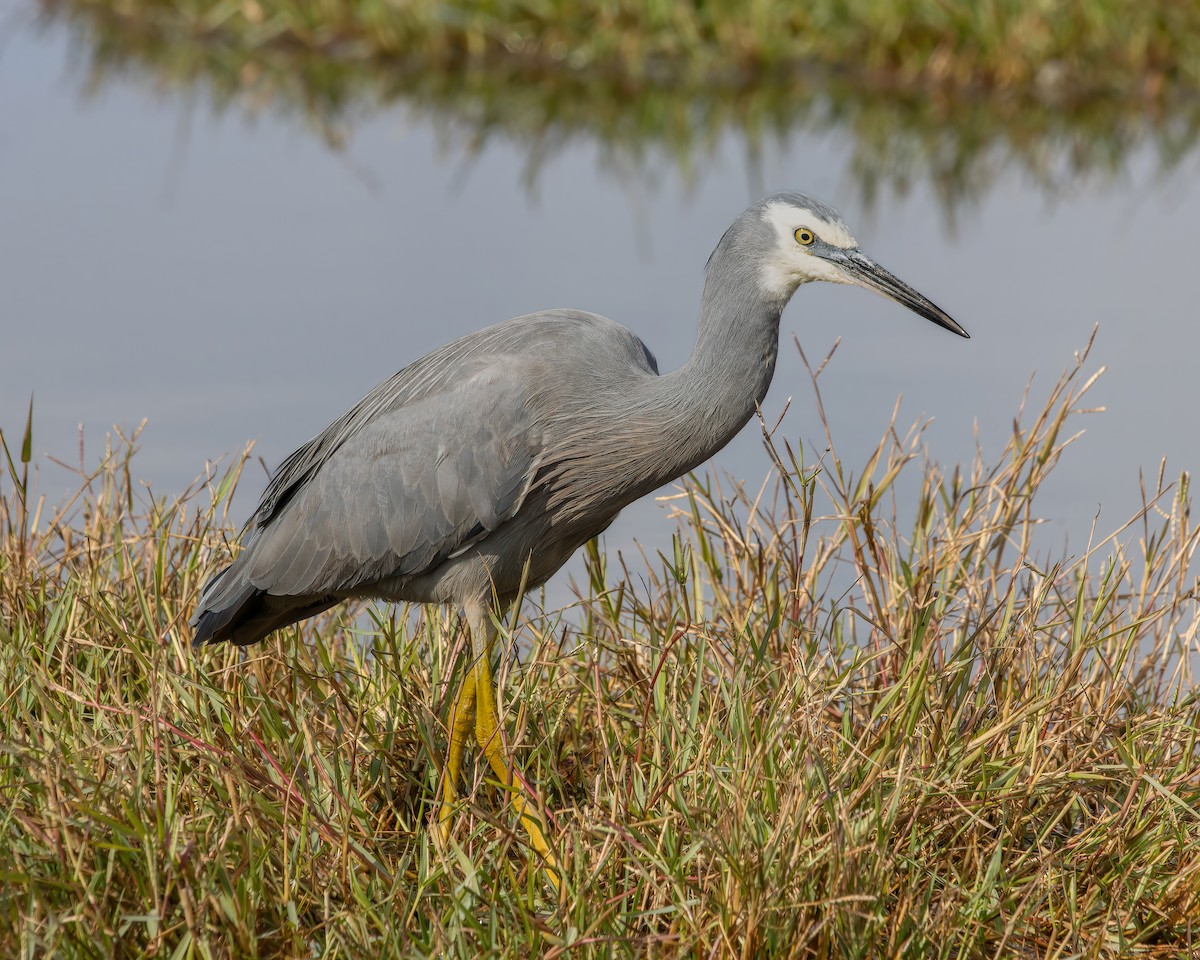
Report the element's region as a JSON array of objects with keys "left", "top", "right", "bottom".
[{"left": 840, "top": 251, "right": 969, "bottom": 338}]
